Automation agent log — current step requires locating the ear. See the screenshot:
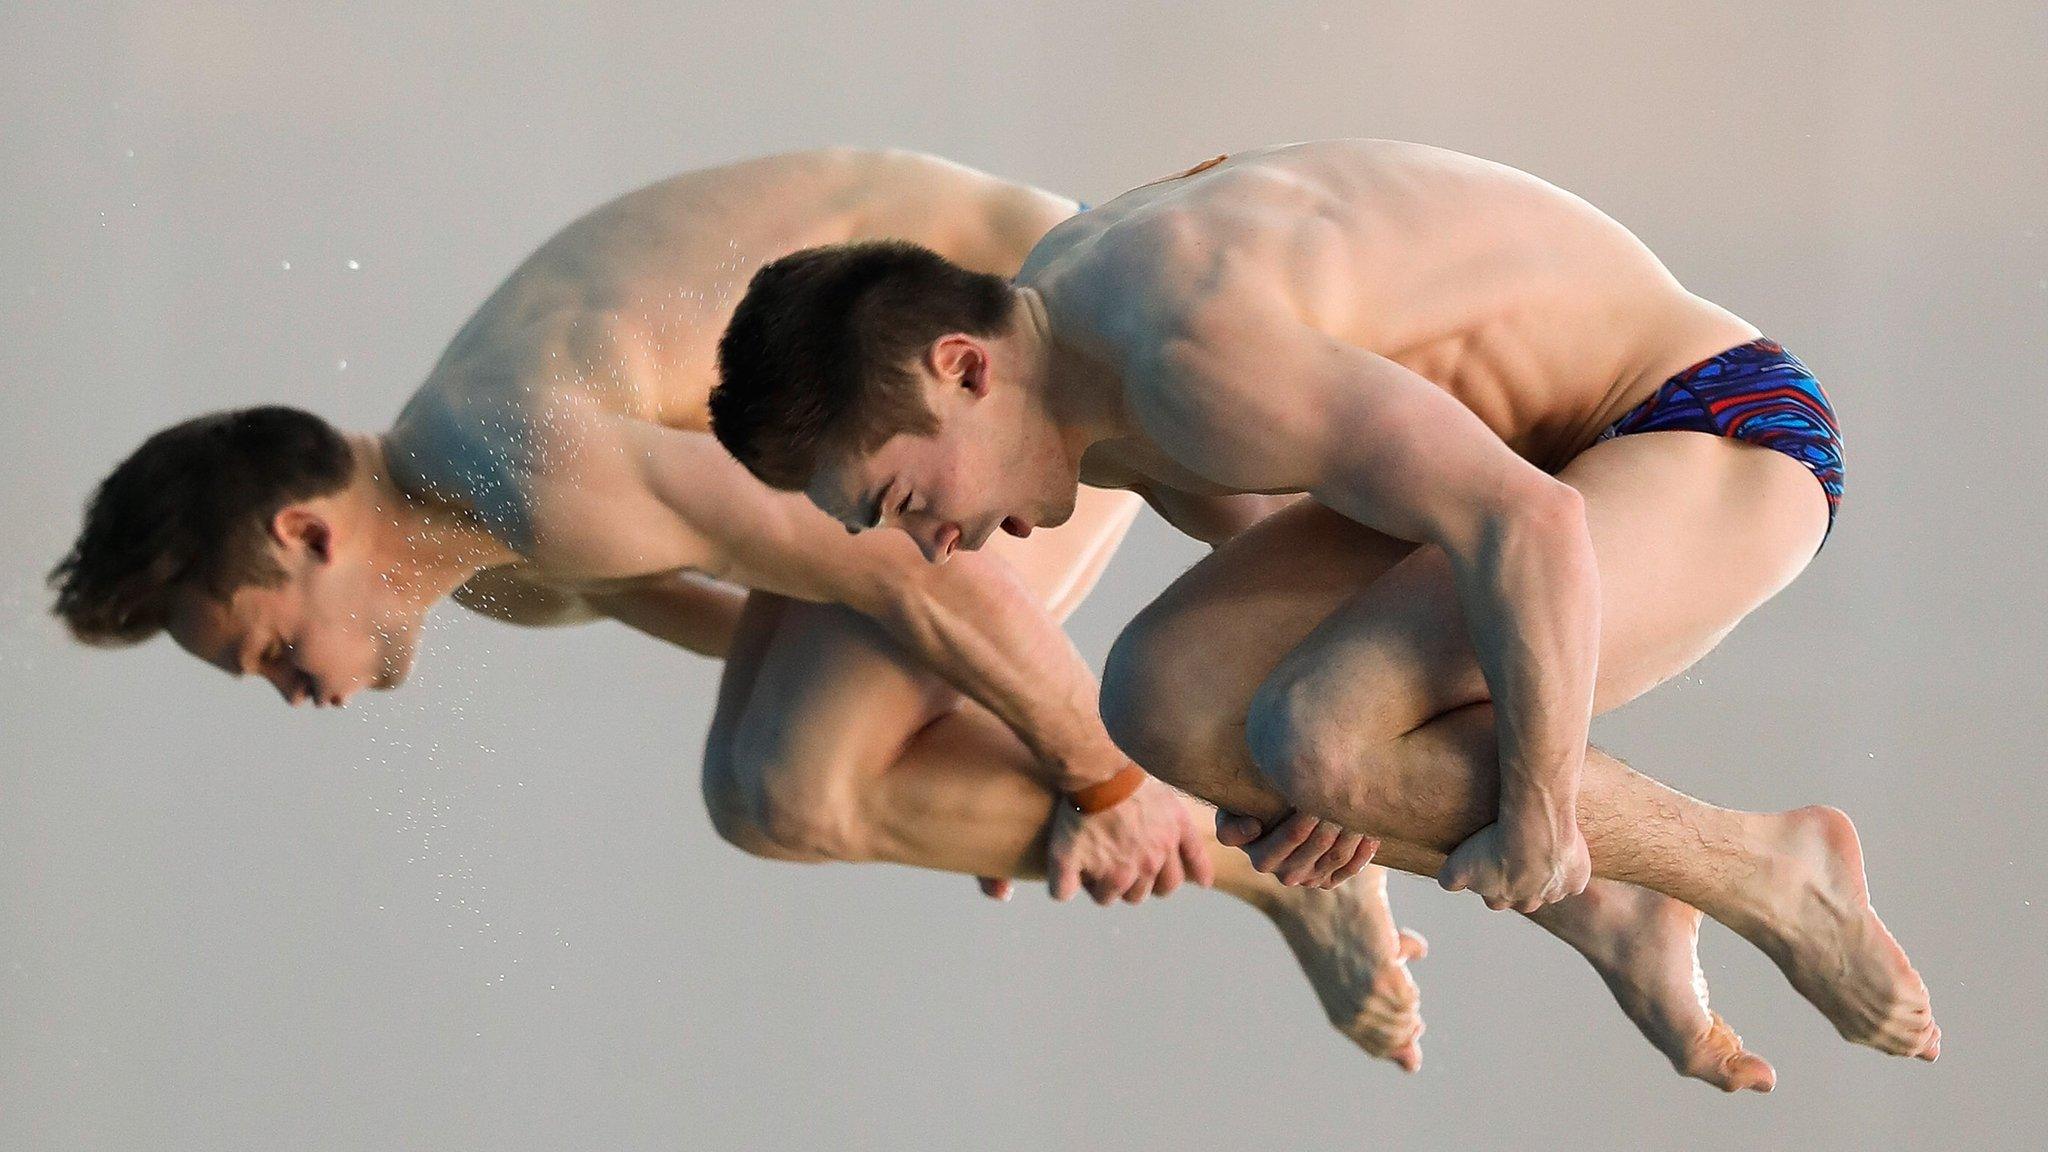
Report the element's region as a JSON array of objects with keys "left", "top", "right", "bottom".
[
  {"left": 928, "top": 334, "right": 990, "bottom": 399},
  {"left": 270, "top": 505, "right": 337, "bottom": 565}
]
